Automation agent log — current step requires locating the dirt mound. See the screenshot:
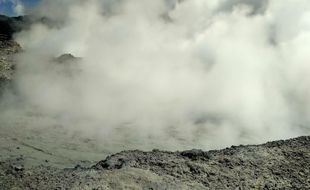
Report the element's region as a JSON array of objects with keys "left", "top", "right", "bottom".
[{"left": 1, "top": 136, "right": 309, "bottom": 189}]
